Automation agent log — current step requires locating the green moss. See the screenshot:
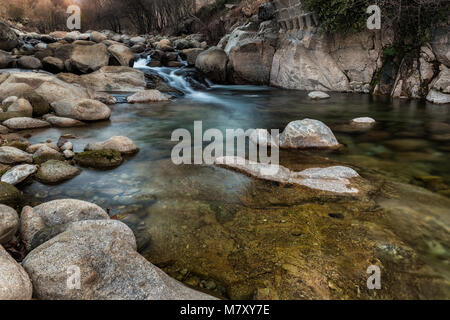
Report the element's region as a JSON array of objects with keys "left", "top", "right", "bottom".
[
  {"left": 74, "top": 149, "right": 123, "bottom": 169},
  {"left": 0, "top": 181, "right": 21, "bottom": 206},
  {"left": 4, "top": 141, "right": 29, "bottom": 151}
]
